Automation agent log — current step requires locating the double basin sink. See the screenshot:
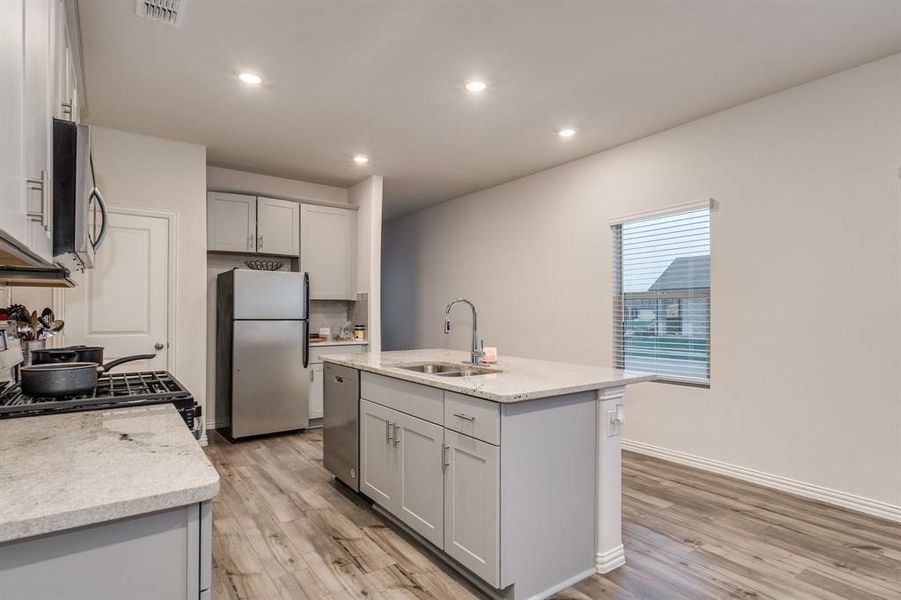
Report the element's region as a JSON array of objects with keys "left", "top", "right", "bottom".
[{"left": 399, "top": 362, "right": 501, "bottom": 378}]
